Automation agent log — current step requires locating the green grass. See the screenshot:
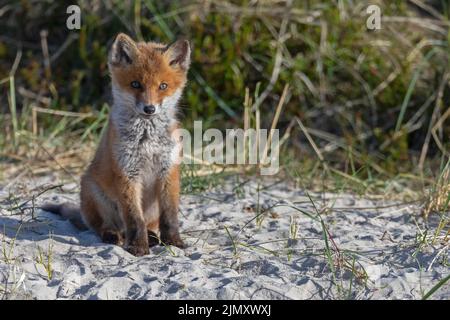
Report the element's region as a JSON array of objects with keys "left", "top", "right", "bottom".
[
  {"left": 1, "top": 223, "right": 21, "bottom": 265},
  {"left": 422, "top": 274, "right": 450, "bottom": 300},
  {"left": 35, "top": 237, "right": 54, "bottom": 281}
]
